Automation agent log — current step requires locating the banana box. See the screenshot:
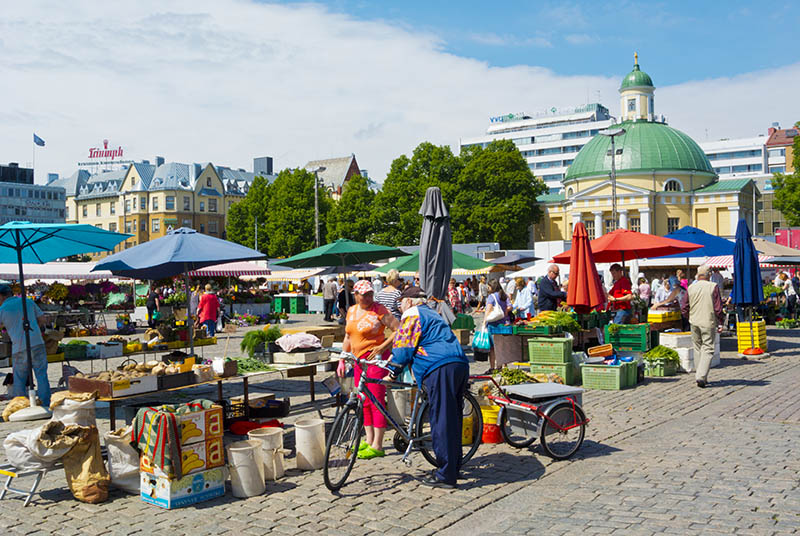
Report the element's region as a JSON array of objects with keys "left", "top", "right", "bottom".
[
  {"left": 176, "top": 404, "right": 223, "bottom": 446},
  {"left": 140, "top": 436, "right": 225, "bottom": 479},
  {"left": 141, "top": 466, "right": 227, "bottom": 509}
]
